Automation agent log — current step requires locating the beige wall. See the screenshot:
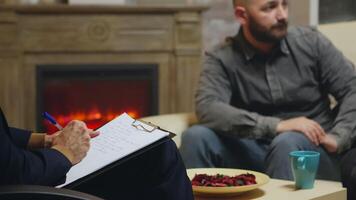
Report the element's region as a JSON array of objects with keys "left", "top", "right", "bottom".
[
  {"left": 318, "top": 21, "right": 356, "bottom": 65},
  {"left": 198, "top": 0, "right": 356, "bottom": 66},
  {"left": 195, "top": 0, "right": 319, "bottom": 51},
  {"left": 289, "top": 0, "right": 312, "bottom": 26}
]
